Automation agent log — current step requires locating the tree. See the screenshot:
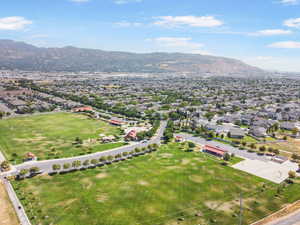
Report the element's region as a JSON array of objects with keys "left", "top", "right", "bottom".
[
  {"left": 83, "top": 160, "right": 90, "bottom": 166},
  {"left": 63, "top": 163, "right": 71, "bottom": 170},
  {"left": 227, "top": 132, "right": 231, "bottom": 138},
  {"left": 288, "top": 171, "right": 296, "bottom": 179},
  {"left": 75, "top": 137, "right": 83, "bottom": 145},
  {"left": 292, "top": 153, "right": 299, "bottom": 161},
  {"left": 223, "top": 153, "right": 231, "bottom": 161},
  {"left": 29, "top": 167, "right": 39, "bottom": 174},
  {"left": 19, "top": 169, "right": 29, "bottom": 177},
  {"left": 99, "top": 156, "right": 107, "bottom": 162},
  {"left": 259, "top": 146, "right": 266, "bottom": 153},
  {"left": 72, "top": 160, "right": 81, "bottom": 168},
  {"left": 250, "top": 143, "right": 256, "bottom": 150},
  {"left": 91, "top": 159, "right": 98, "bottom": 165},
  {"left": 273, "top": 149, "right": 279, "bottom": 155},
  {"left": 0, "top": 160, "right": 10, "bottom": 171},
  {"left": 292, "top": 128, "right": 299, "bottom": 136},
  {"left": 107, "top": 155, "right": 113, "bottom": 161},
  {"left": 114, "top": 154, "right": 121, "bottom": 159},
  {"left": 52, "top": 164, "right": 61, "bottom": 171},
  {"left": 0, "top": 111, "right": 4, "bottom": 119},
  {"left": 188, "top": 142, "right": 196, "bottom": 148}
]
